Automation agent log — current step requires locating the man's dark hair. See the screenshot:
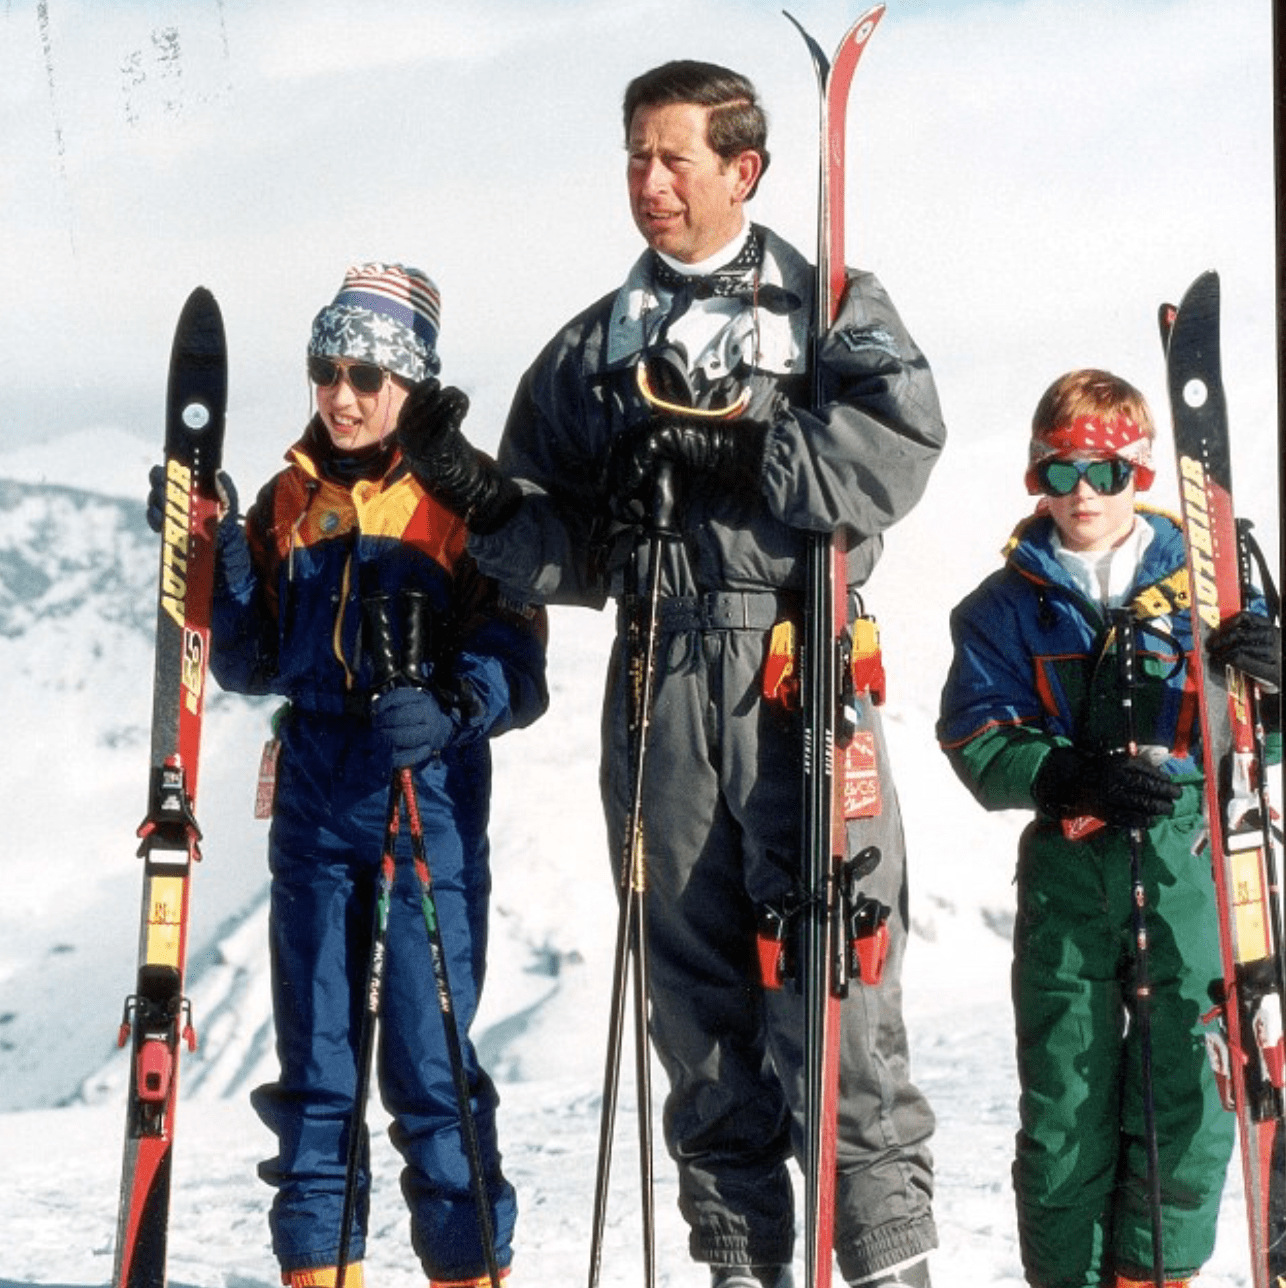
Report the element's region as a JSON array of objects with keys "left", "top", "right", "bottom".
[{"left": 622, "top": 60, "right": 771, "bottom": 196}]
